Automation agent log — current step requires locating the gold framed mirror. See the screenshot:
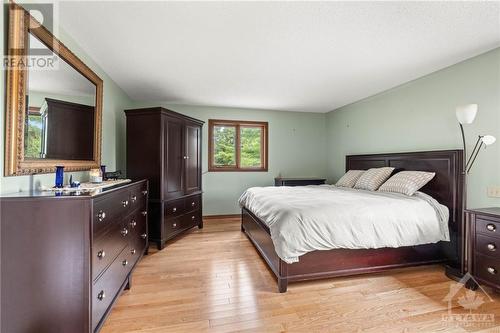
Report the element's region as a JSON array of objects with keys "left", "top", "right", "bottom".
[{"left": 5, "top": 2, "right": 103, "bottom": 176}]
